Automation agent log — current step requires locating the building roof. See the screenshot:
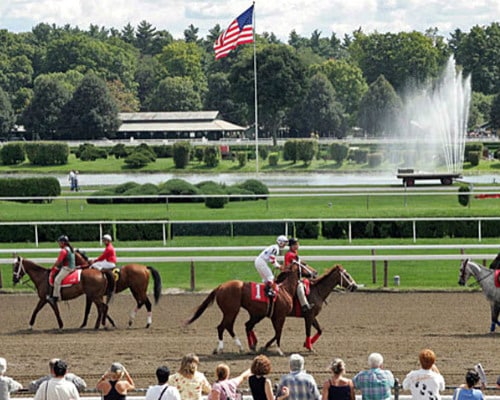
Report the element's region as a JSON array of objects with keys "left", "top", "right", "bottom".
[
  {"left": 118, "top": 120, "right": 246, "bottom": 132},
  {"left": 118, "top": 111, "right": 247, "bottom": 132},
  {"left": 119, "top": 111, "right": 220, "bottom": 122}
]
